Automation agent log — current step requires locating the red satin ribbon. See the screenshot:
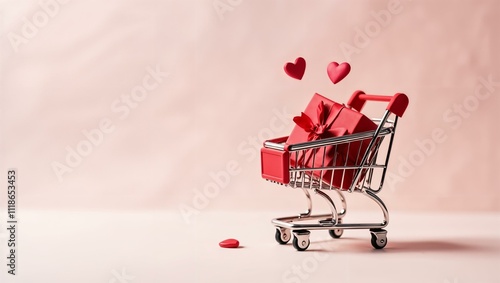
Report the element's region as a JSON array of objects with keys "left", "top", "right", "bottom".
[
  {"left": 292, "top": 101, "right": 345, "bottom": 167},
  {"left": 293, "top": 101, "right": 343, "bottom": 141}
]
